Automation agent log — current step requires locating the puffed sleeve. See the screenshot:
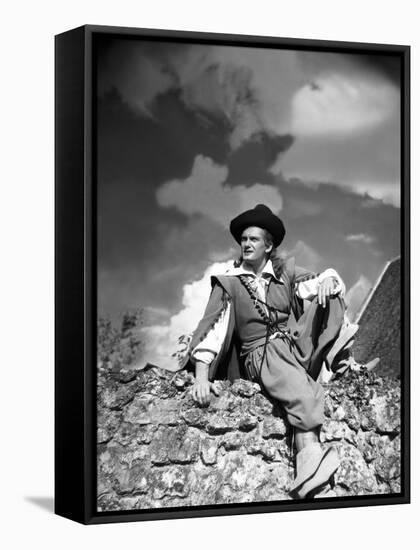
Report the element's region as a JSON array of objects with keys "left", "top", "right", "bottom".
[
  {"left": 295, "top": 267, "right": 346, "bottom": 301},
  {"left": 191, "top": 303, "right": 231, "bottom": 364}
]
